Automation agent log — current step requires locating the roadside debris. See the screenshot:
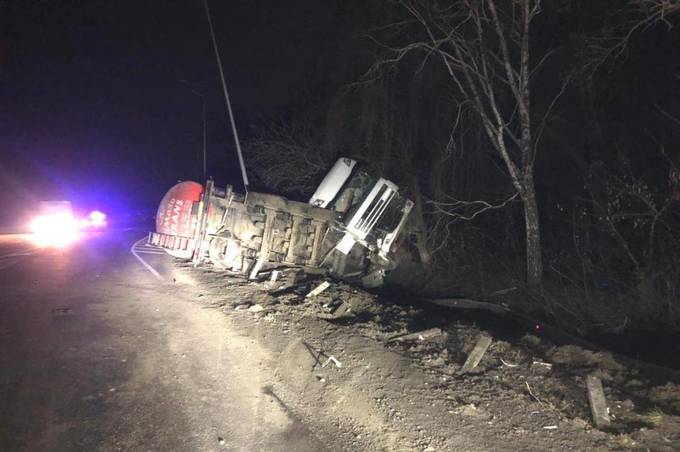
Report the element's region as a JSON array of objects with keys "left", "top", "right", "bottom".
[
  {"left": 268, "top": 269, "right": 308, "bottom": 295},
  {"left": 532, "top": 360, "right": 552, "bottom": 369},
  {"left": 428, "top": 297, "right": 509, "bottom": 314},
  {"left": 178, "top": 263, "right": 680, "bottom": 450},
  {"left": 531, "top": 360, "right": 553, "bottom": 375},
  {"left": 500, "top": 358, "right": 519, "bottom": 368},
  {"left": 387, "top": 328, "right": 445, "bottom": 343},
  {"left": 286, "top": 269, "right": 307, "bottom": 284},
  {"left": 460, "top": 334, "right": 493, "bottom": 374},
  {"left": 587, "top": 374, "right": 611, "bottom": 429},
  {"left": 525, "top": 382, "right": 546, "bottom": 408},
  {"left": 306, "top": 281, "right": 331, "bottom": 298},
  {"left": 322, "top": 356, "right": 343, "bottom": 368},
  {"left": 317, "top": 300, "right": 352, "bottom": 320},
  {"left": 457, "top": 403, "right": 491, "bottom": 420},
  {"left": 248, "top": 256, "right": 266, "bottom": 280}
]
